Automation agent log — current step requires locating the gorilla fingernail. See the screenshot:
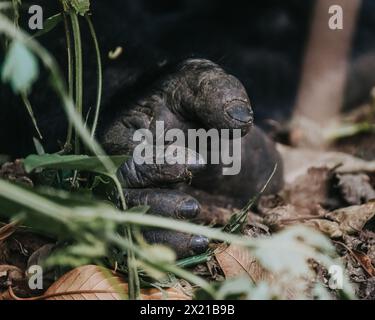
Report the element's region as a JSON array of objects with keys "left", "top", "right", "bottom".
[
  {"left": 226, "top": 103, "right": 254, "bottom": 124},
  {"left": 142, "top": 230, "right": 209, "bottom": 259}
]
